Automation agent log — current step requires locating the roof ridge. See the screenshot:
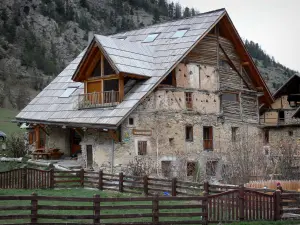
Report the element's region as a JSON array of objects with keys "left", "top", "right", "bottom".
[{"left": 109, "top": 8, "right": 226, "bottom": 37}]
